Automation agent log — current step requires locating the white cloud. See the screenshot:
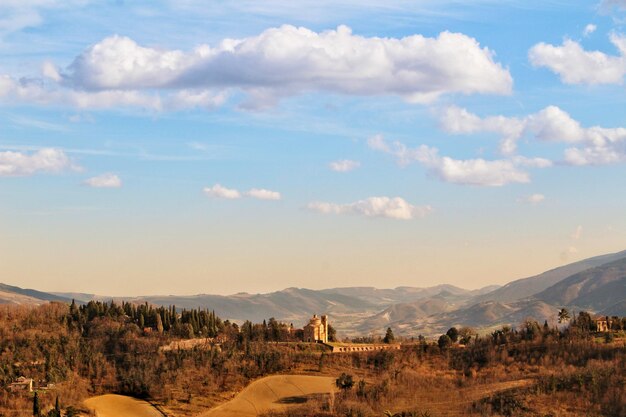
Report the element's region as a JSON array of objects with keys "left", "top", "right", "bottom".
[
  {"left": 0, "top": 148, "right": 78, "bottom": 177},
  {"left": 0, "top": 74, "right": 231, "bottom": 112},
  {"left": 368, "top": 135, "right": 549, "bottom": 186},
  {"left": 439, "top": 106, "right": 525, "bottom": 155},
  {"left": 329, "top": 159, "right": 361, "bottom": 172},
  {"left": 0, "top": 25, "right": 512, "bottom": 111},
  {"left": 203, "top": 184, "right": 281, "bottom": 200},
  {"left": 245, "top": 188, "right": 282, "bottom": 200},
  {"left": 439, "top": 105, "right": 626, "bottom": 164},
  {"left": 571, "top": 225, "right": 583, "bottom": 240},
  {"left": 308, "top": 196, "right": 432, "bottom": 220},
  {"left": 0, "top": 0, "right": 90, "bottom": 37},
  {"left": 583, "top": 24, "right": 597, "bottom": 37},
  {"left": 62, "top": 26, "right": 511, "bottom": 105},
  {"left": 83, "top": 173, "right": 122, "bottom": 188},
  {"left": 529, "top": 33, "right": 626, "bottom": 85},
  {"left": 203, "top": 184, "right": 242, "bottom": 199},
  {"left": 518, "top": 193, "right": 545, "bottom": 204},
  {"left": 600, "top": 0, "right": 626, "bottom": 11}
]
